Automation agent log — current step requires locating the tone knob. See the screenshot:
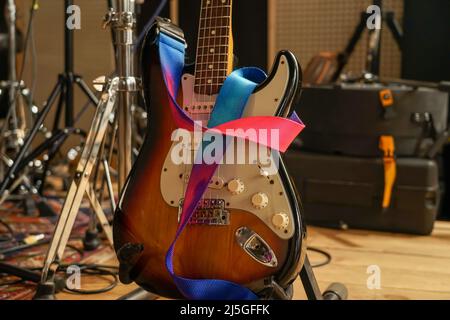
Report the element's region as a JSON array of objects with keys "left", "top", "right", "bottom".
[
  {"left": 252, "top": 193, "right": 269, "bottom": 209},
  {"left": 272, "top": 213, "right": 290, "bottom": 230},
  {"left": 227, "top": 179, "right": 245, "bottom": 195}
]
